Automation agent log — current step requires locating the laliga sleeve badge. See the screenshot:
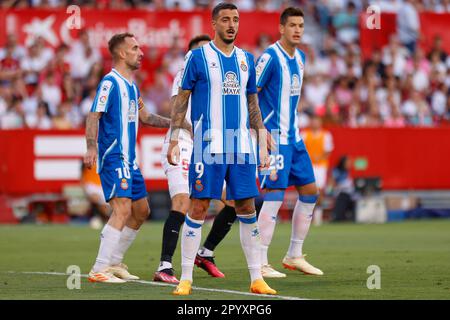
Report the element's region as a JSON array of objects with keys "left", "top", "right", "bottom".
[
  {"left": 240, "top": 61, "right": 248, "bottom": 72},
  {"left": 194, "top": 179, "right": 204, "bottom": 192},
  {"left": 269, "top": 169, "right": 278, "bottom": 181},
  {"left": 120, "top": 178, "right": 129, "bottom": 190}
]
